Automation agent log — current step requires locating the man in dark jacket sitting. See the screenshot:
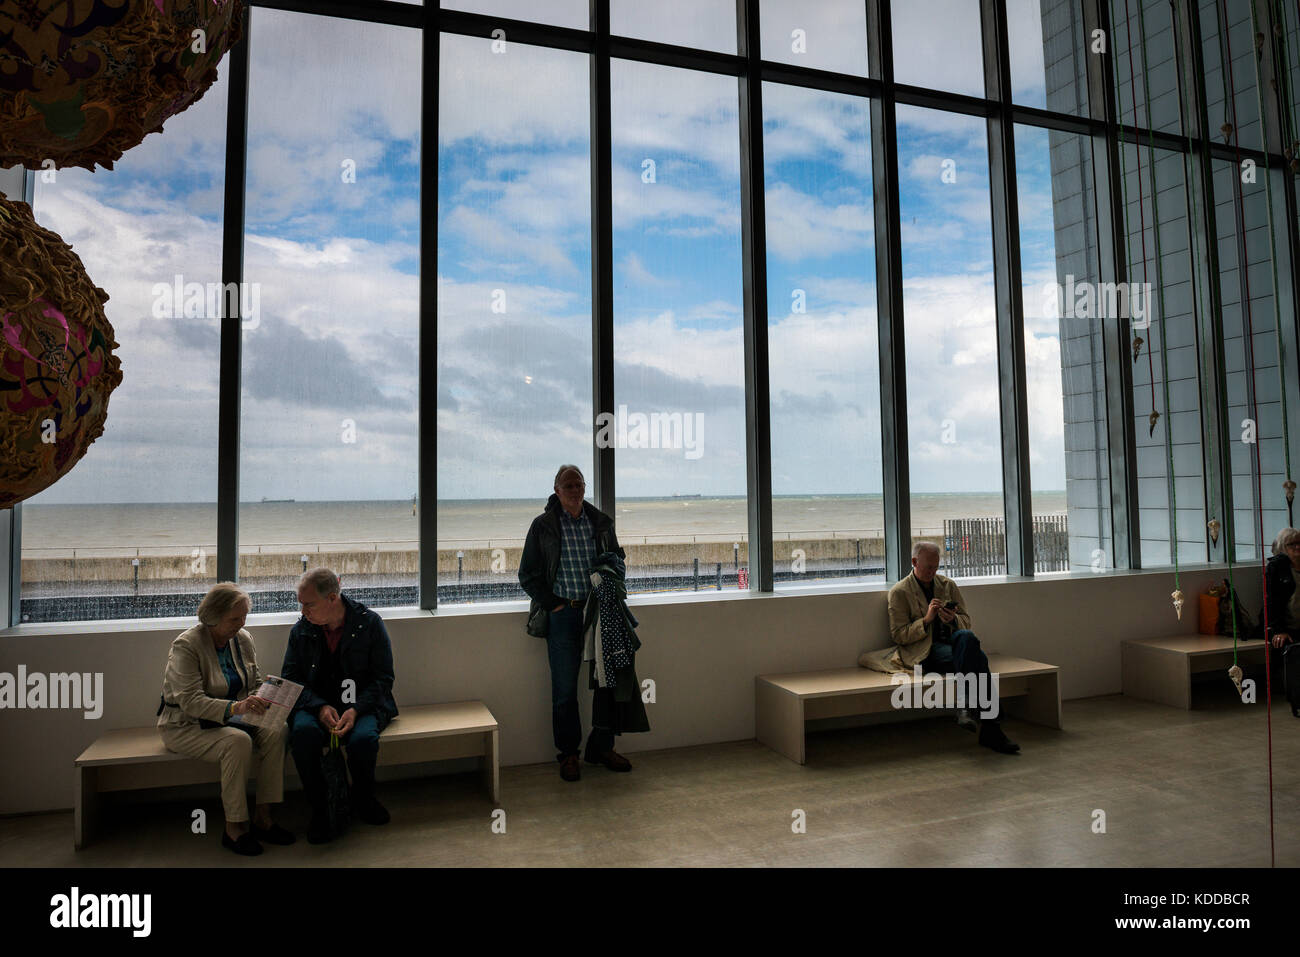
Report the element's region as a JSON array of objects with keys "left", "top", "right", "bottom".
[
  {"left": 282, "top": 567, "right": 398, "bottom": 843},
  {"left": 519, "top": 464, "right": 629, "bottom": 781},
  {"left": 1265, "top": 528, "right": 1300, "bottom": 716}
]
